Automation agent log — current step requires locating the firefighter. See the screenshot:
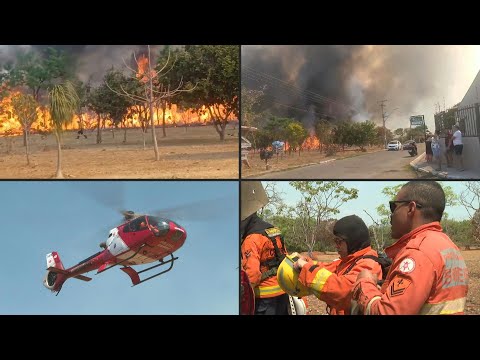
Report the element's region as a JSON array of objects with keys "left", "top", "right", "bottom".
[
  {"left": 352, "top": 181, "right": 469, "bottom": 315},
  {"left": 241, "top": 181, "right": 290, "bottom": 315},
  {"left": 287, "top": 215, "right": 383, "bottom": 315}
]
